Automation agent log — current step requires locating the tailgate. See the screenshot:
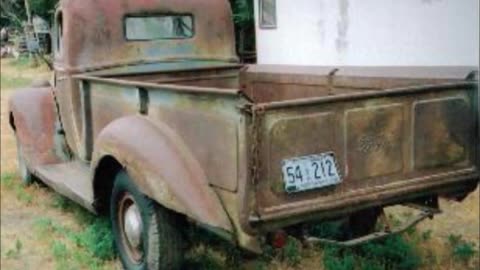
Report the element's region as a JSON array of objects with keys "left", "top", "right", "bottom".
[{"left": 251, "top": 82, "right": 479, "bottom": 221}]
